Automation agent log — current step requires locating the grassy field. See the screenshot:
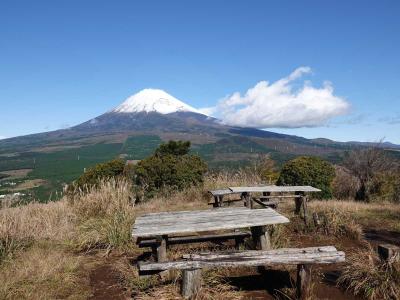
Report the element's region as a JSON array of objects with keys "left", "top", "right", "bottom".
[{"left": 1, "top": 174, "right": 399, "bottom": 299}]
